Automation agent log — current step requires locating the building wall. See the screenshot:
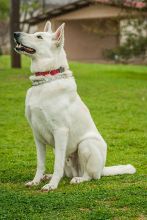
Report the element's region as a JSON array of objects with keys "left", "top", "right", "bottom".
[{"left": 38, "top": 18, "right": 119, "bottom": 61}]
